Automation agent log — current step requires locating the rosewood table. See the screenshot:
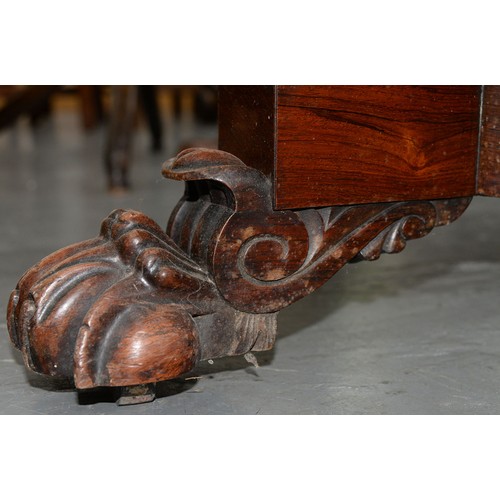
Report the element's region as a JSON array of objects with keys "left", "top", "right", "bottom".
[{"left": 7, "top": 85, "right": 499, "bottom": 405}]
